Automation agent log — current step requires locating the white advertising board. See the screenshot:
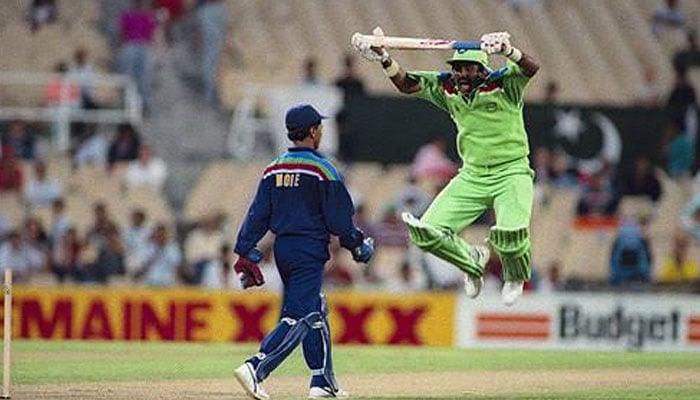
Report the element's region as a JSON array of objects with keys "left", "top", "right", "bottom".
[{"left": 456, "top": 292, "right": 700, "bottom": 352}]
